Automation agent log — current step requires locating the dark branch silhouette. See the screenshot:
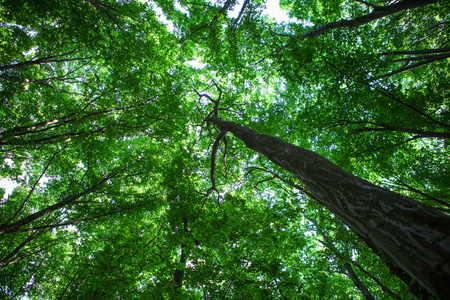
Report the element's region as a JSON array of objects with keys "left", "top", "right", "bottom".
[
  {"left": 302, "top": 0, "right": 441, "bottom": 38},
  {"left": 0, "top": 170, "right": 123, "bottom": 235},
  {"left": 0, "top": 50, "right": 95, "bottom": 71}
]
